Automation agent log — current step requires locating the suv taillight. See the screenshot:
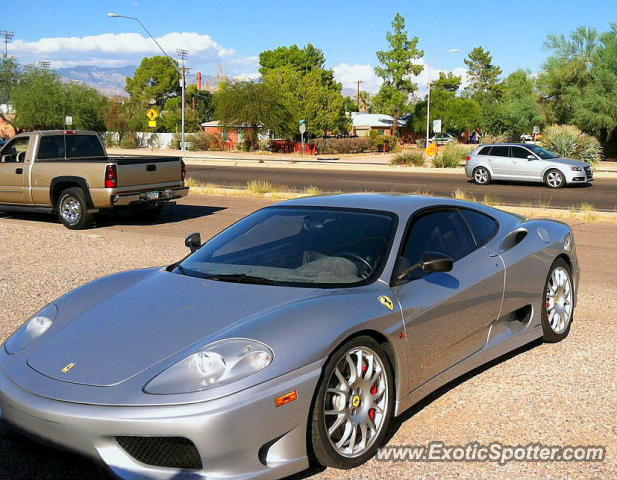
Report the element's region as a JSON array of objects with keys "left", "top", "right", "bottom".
[
  {"left": 466, "top": 155, "right": 471, "bottom": 163},
  {"left": 105, "top": 164, "right": 118, "bottom": 188},
  {"left": 181, "top": 160, "right": 186, "bottom": 182}
]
